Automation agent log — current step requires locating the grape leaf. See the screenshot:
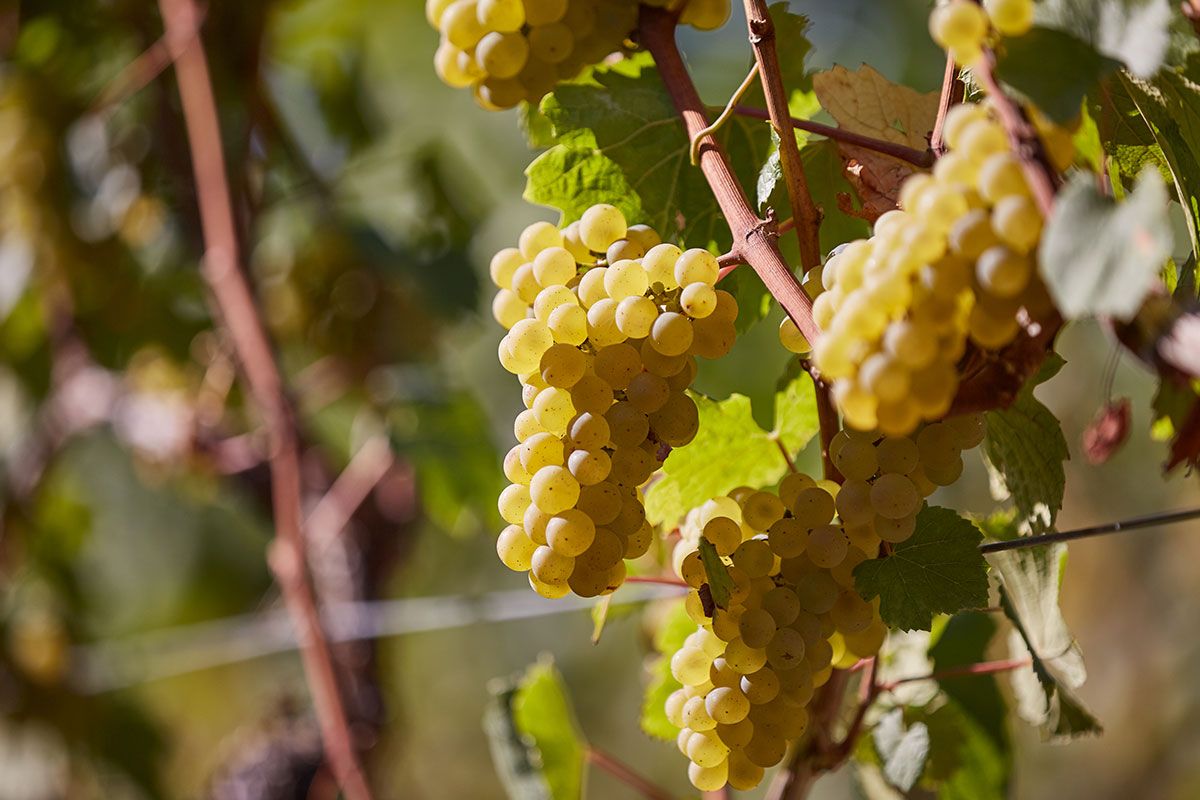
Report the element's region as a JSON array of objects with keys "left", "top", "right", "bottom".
[
  {"left": 854, "top": 506, "right": 990, "bottom": 632},
  {"left": 640, "top": 600, "right": 697, "bottom": 740},
  {"left": 1035, "top": 0, "right": 1172, "bottom": 78},
  {"left": 811, "top": 65, "right": 939, "bottom": 220},
  {"left": 1039, "top": 169, "right": 1173, "bottom": 320},
  {"left": 982, "top": 355, "right": 1069, "bottom": 536},
  {"left": 995, "top": 27, "right": 1120, "bottom": 123},
  {"left": 872, "top": 709, "right": 930, "bottom": 792},
  {"left": 1112, "top": 57, "right": 1200, "bottom": 275},
  {"left": 644, "top": 371, "right": 819, "bottom": 527},
  {"left": 922, "top": 702, "right": 1011, "bottom": 800},
  {"left": 485, "top": 656, "right": 587, "bottom": 800},
  {"left": 801, "top": 138, "right": 872, "bottom": 254},
  {"left": 986, "top": 531, "right": 1102, "bottom": 741},
  {"left": 526, "top": 56, "right": 771, "bottom": 251},
  {"left": 697, "top": 538, "right": 733, "bottom": 609}
]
